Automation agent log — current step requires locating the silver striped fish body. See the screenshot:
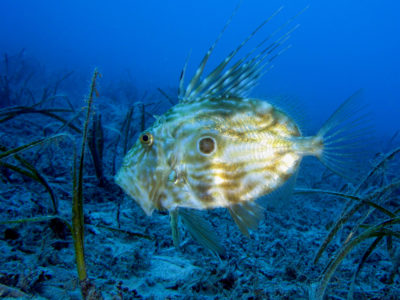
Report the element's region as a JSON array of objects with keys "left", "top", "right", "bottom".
[{"left": 115, "top": 96, "right": 303, "bottom": 215}]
